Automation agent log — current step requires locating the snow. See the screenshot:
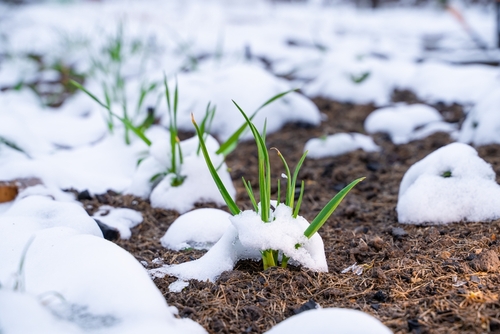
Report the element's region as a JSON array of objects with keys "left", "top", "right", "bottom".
[
  {"left": 397, "top": 143, "right": 500, "bottom": 224},
  {"left": 153, "top": 204, "right": 327, "bottom": 283},
  {"left": 161, "top": 208, "right": 232, "bottom": 251},
  {"left": 145, "top": 133, "right": 236, "bottom": 214},
  {"left": 161, "top": 63, "right": 322, "bottom": 141},
  {"left": 458, "top": 88, "right": 500, "bottom": 146},
  {"left": 92, "top": 205, "right": 143, "bottom": 240},
  {"left": 365, "top": 103, "right": 455, "bottom": 144},
  {"left": 0, "top": 196, "right": 207, "bottom": 334},
  {"left": 304, "top": 133, "right": 380, "bottom": 159},
  {"left": 1, "top": 0, "right": 500, "bottom": 332},
  {"left": 264, "top": 308, "right": 391, "bottom": 334}
]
